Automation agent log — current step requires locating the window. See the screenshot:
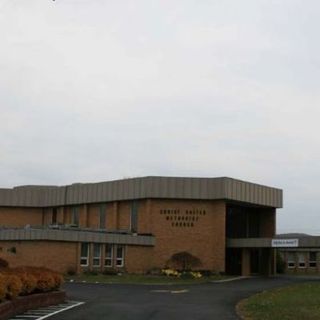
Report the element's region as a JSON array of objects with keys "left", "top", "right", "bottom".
[
  {"left": 130, "top": 201, "right": 138, "bottom": 233},
  {"left": 80, "top": 243, "right": 89, "bottom": 266},
  {"left": 287, "top": 252, "right": 295, "bottom": 268},
  {"left": 52, "top": 208, "right": 57, "bottom": 224},
  {"left": 93, "top": 244, "right": 101, "bottom": 267},
  {"left": 116, "top": 245, "right": 125, "bottom": 267},
  {"left": 71, "top": 206, "right": 79, "bottom": 226},
  {"left": 99, "top": 204, "right": 106, "bottom": 229},
  {"left": 309, "top": 252, "right": 317, "bottom": 268},
  {"left": 298, "top": 253, "right": 306, "bottom": 268},
  {"left": 105, "top": 244, "right": 113, "bottom": 267}
]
